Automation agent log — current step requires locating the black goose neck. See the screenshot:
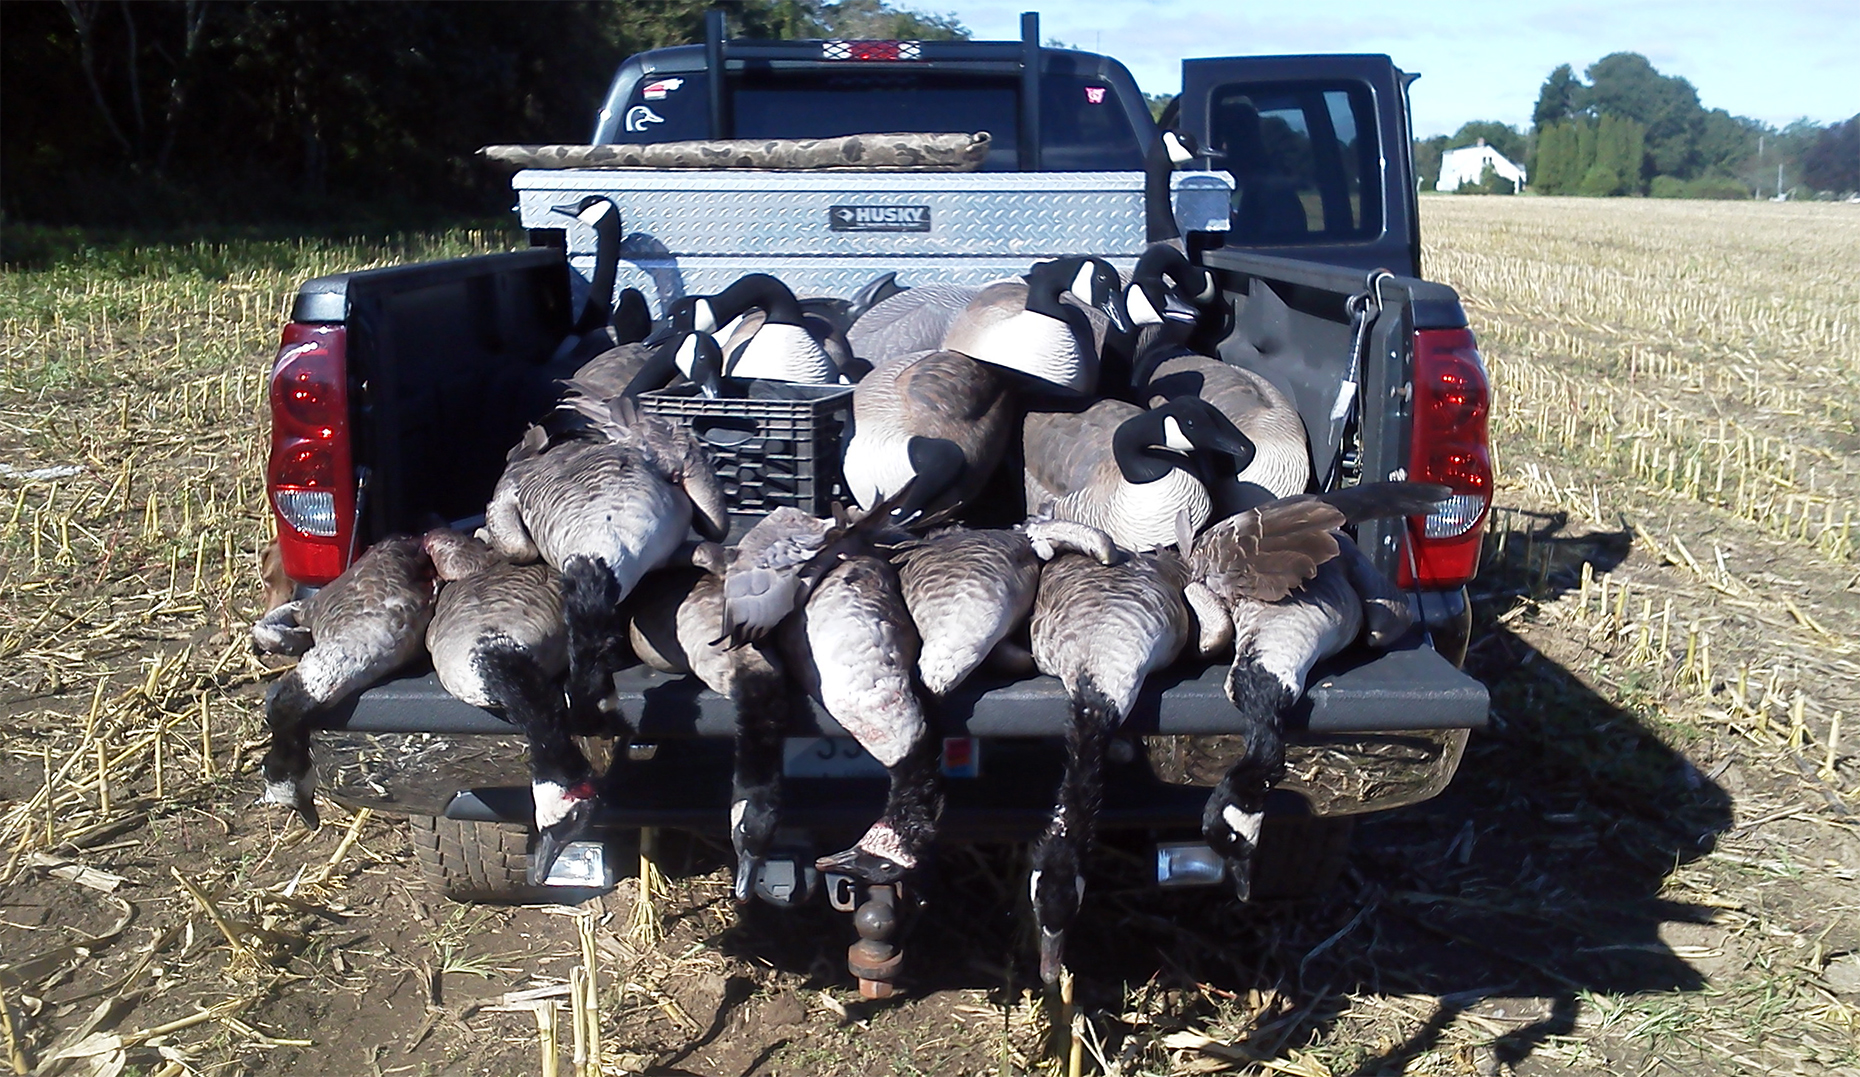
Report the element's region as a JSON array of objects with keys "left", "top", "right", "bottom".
[{"left": 709, "top": 273, "right": 804, "bottom": 326}]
